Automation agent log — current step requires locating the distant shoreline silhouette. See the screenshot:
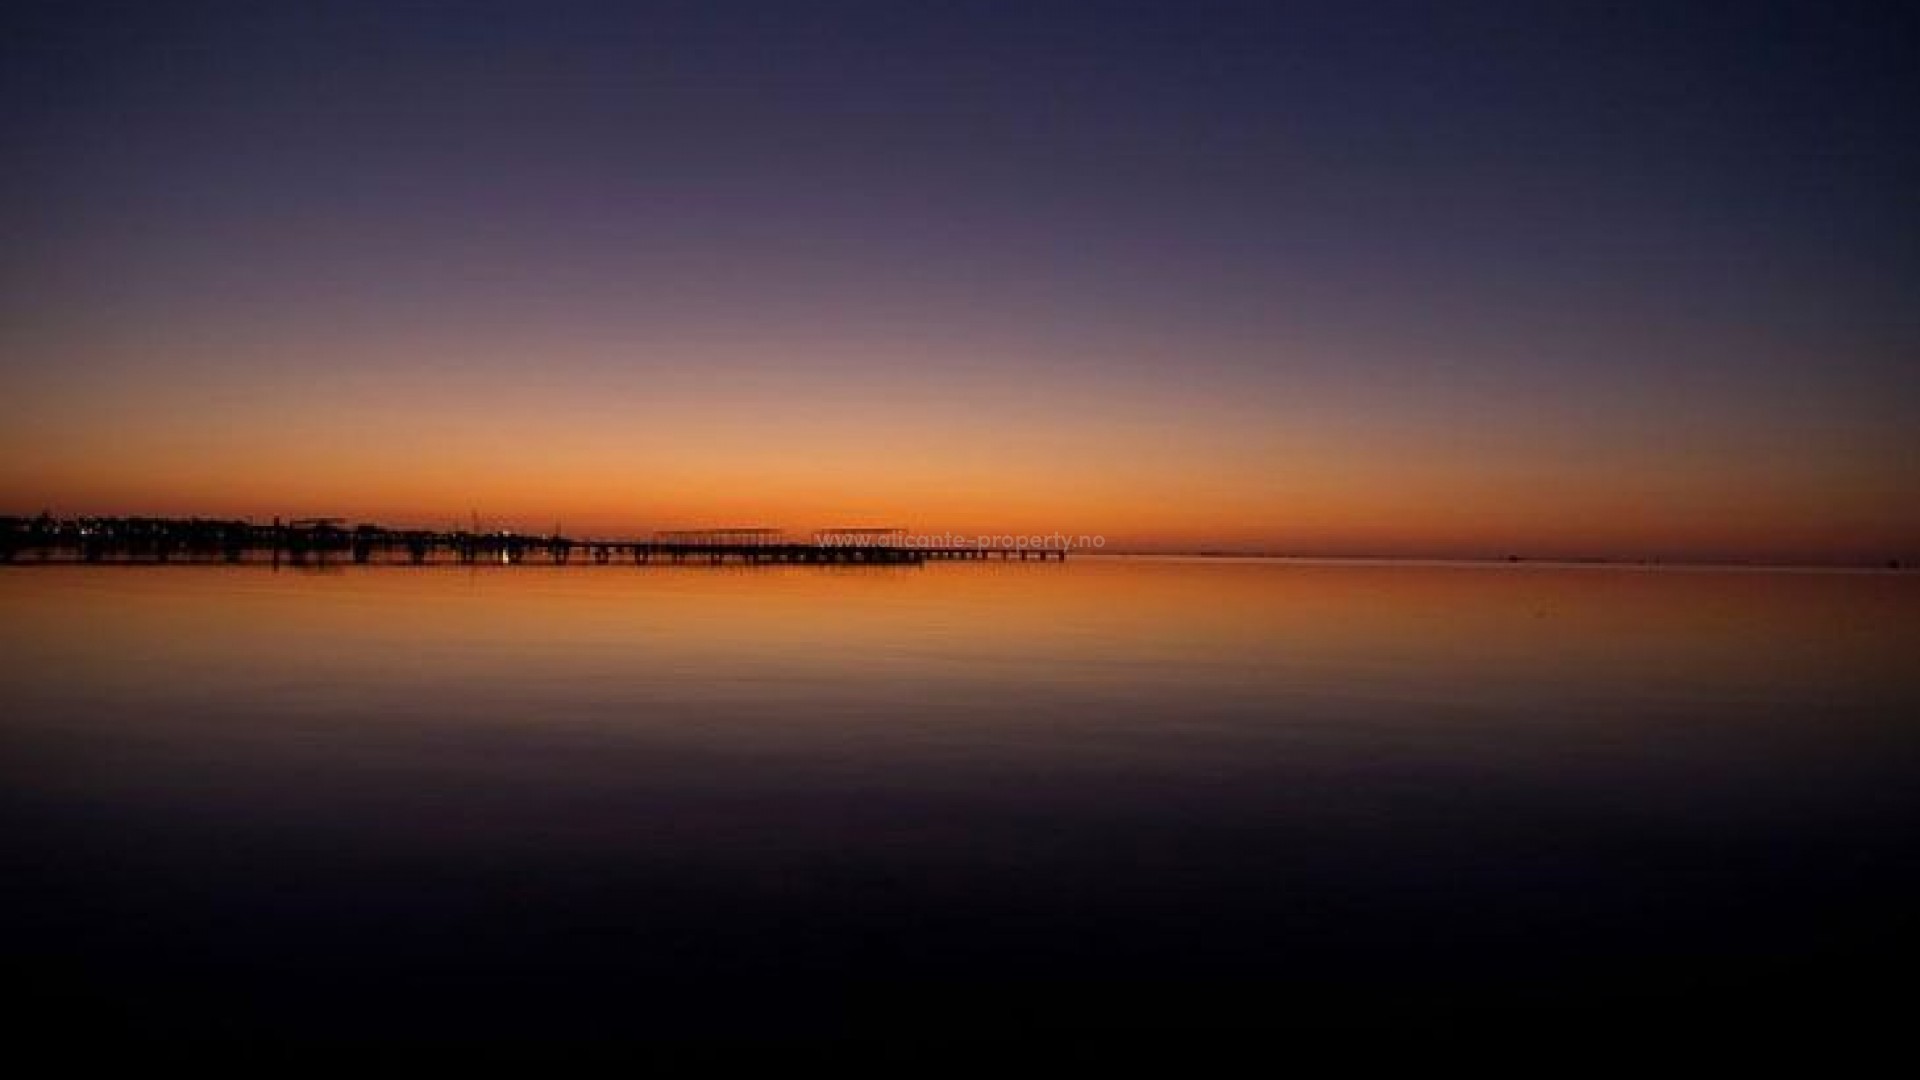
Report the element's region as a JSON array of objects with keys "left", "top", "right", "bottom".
[
  {"left": 2, "top": 513, "right": 1907, "bottom": 572},
  {"left": 0, "top": 514, "right": 1067, "bottom": 567}
]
